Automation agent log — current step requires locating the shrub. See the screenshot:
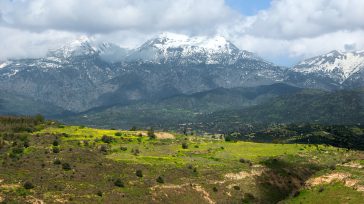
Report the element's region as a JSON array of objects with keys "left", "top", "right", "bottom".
[
  {"left": 34, "top": 114, "right": 44, "bottom": 123},
  {"left": 225, "top": 136, "right": 232, "bottom": 142},
  {"left": 101, "top": 135, "right": 114, "bottom": 143},
  {"left": 242, "top": 193, "right": 255, "bottom": 202},
  {"left": 115, "top": 132, "right": 122, "bottom": 136},
  {"left": 156, "top": 176, "right": 164, "bottom": 184},
  {"left": 114, "top": 179, "right": 124, "bottom": 187},
  {"left": 96, "top": 191, "right": 103, "bottom": 197},
  {"left": 136, "top": 169, "right": 143, "bottom": 178},
  {"left": 182, "top": 142, "right": 188, "bottom": 149},
  {"left": 53, "top": 159, "right": 61, "bottom": 165},
  {"left": 120, "top": 146, "right": 128, "bottom": 151},
  {"left": 233, "top": 186, "right": 240, "bottom": 190},
  {"left": 62, "top": 163, "right": 72, "bottom": 171},
  {"left": 148, "top": 128, "right": 156, "bottom": 139},
  {"left": 100, "top": 145, "right": 108, "bottom": 153},
  {"left": 131, "top": 148, "right": 140, "bottom": 156},
  {"left": 130, "top": 126, "right": 137, "bottom": 131},
  {"left": 12, "top": 147, "right": 24, "bottom": 154},
  {"left": 212, "top": 187, "right": 218, "bottom": 192},
  {"left": 52, "top": 146, "right": 60, "bottom": 153},
  {"left": 23, "top": 141, "right": 30, "bottom": 148},
  {"left": 23, "top": 181, "right": 34, "bottom": 189},
  {"left": 318, "top": 186, "right": 324, "bottom": 192},
  {"left": 53, "top": 140, "right": 59, "bottom": 146}
]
